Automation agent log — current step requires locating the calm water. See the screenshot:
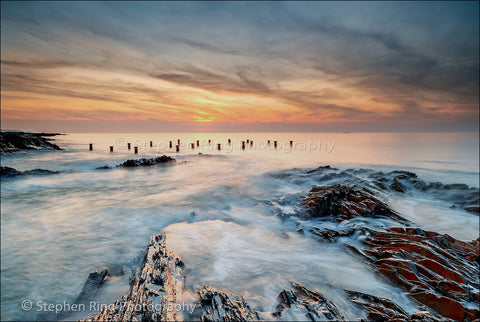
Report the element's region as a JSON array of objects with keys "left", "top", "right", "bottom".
[{"left": 1, "top": 132, "right": 479, "bottom": 320}]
